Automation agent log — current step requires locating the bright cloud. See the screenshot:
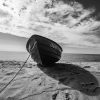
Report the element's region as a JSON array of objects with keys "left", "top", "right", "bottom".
[{"left": 0, "top": 0, "right": 100, "bottom": 48}]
